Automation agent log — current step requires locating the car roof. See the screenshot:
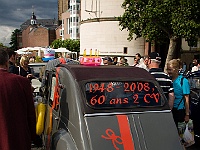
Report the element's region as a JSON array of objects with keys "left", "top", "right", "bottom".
[{"left": 59, "top": 64, "right": 155, "bottom": 82}]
